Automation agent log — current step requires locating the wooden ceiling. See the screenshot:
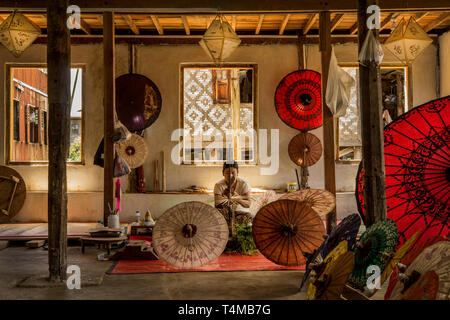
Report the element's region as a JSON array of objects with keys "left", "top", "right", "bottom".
[{"left": 0, "top": 11, "right": 449, "bottom": 36}]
